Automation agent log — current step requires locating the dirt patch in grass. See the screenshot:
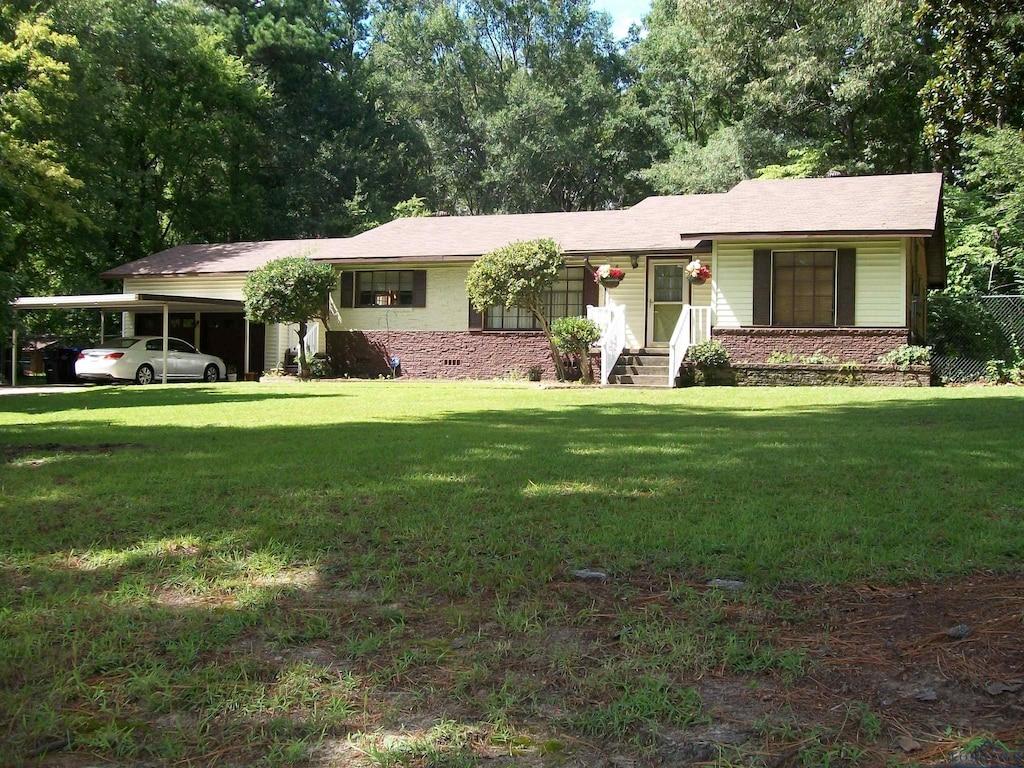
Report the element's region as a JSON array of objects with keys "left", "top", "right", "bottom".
[
  {"left": 22, "top": 572, "right": 1024, "bottom": 768},
  {"left": 768, "top": 573, "right": 1024, "bottom": 765},
  {"left": 316, "top": 572, "right": 1023, "bottom": 767},
  {"left": 2, "top": 442, "right": 141, "bottom": 463}
]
